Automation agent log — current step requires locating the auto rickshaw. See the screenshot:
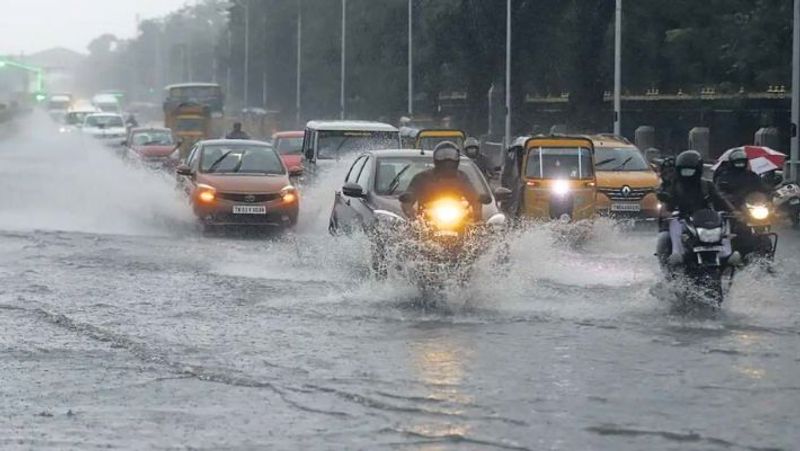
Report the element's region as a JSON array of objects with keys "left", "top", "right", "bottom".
[
  {"left": 500, "top": 136, "right": 597, "bottom": 221},
  {"left": 399, "top": 127, "right": 466, "bottom": 150}
]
